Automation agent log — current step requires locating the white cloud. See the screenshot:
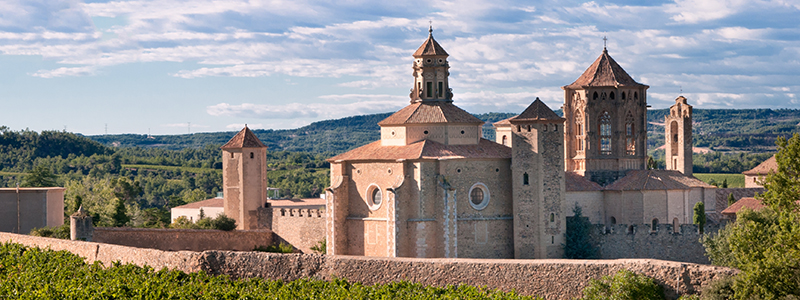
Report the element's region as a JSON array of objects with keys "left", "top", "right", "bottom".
[
  {"left": 207, "top": 94, "right": 406, "bottom": 120},
  {"left": 31, "top": 66, "right": 96, "bottom": 78}
]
